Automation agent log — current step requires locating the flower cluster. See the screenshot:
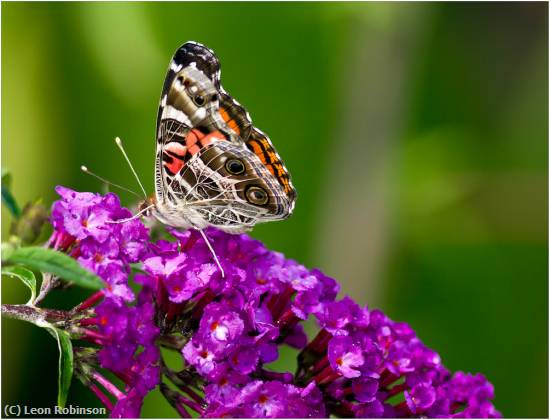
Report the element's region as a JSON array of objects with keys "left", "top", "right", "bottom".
[
  {"left": 49, "top": 187, "right": 159, "bottom": 416},
  {"left": 47, "top": 188, "right": 500, "bottom": 418},
  {"left": 300, "top": 305, "right": 500, "bottom": 417},
  {"left": 134, "top": 227, "right": 336, "bottom": 417},
  {"left": 50, "top": 186, "right": 149, "bottom": 301}
]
